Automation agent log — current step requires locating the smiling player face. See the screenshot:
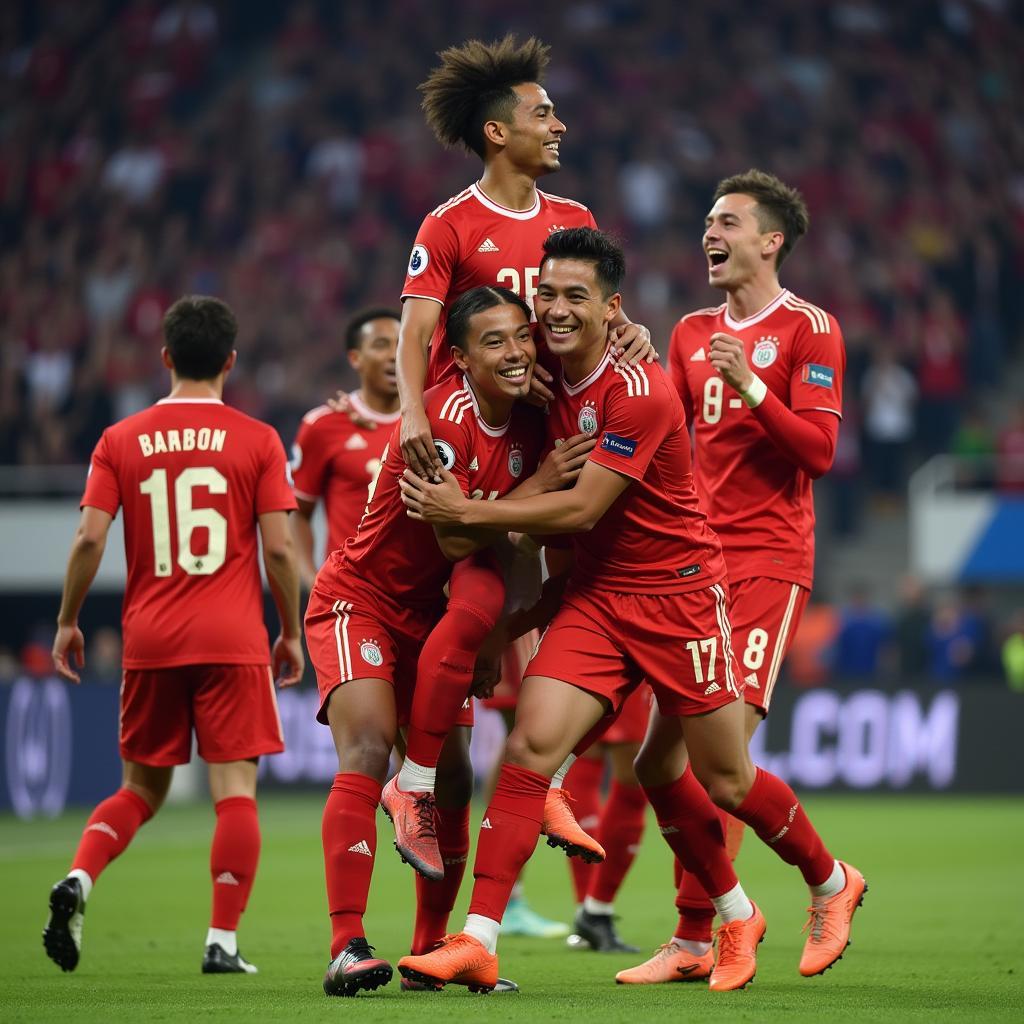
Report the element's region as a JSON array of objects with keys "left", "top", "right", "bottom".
[
  {"left": 502, "top": 82, "right": 566, "bottom": 176},
  {"left": 534, "top": 257, "right": 620, "bottom": 362},
  {"left": 703, "top": 192, "right": 783, "bottom": 291},
  {"left": 452, "top": 303, "right": 536, "bottom": 410}
]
